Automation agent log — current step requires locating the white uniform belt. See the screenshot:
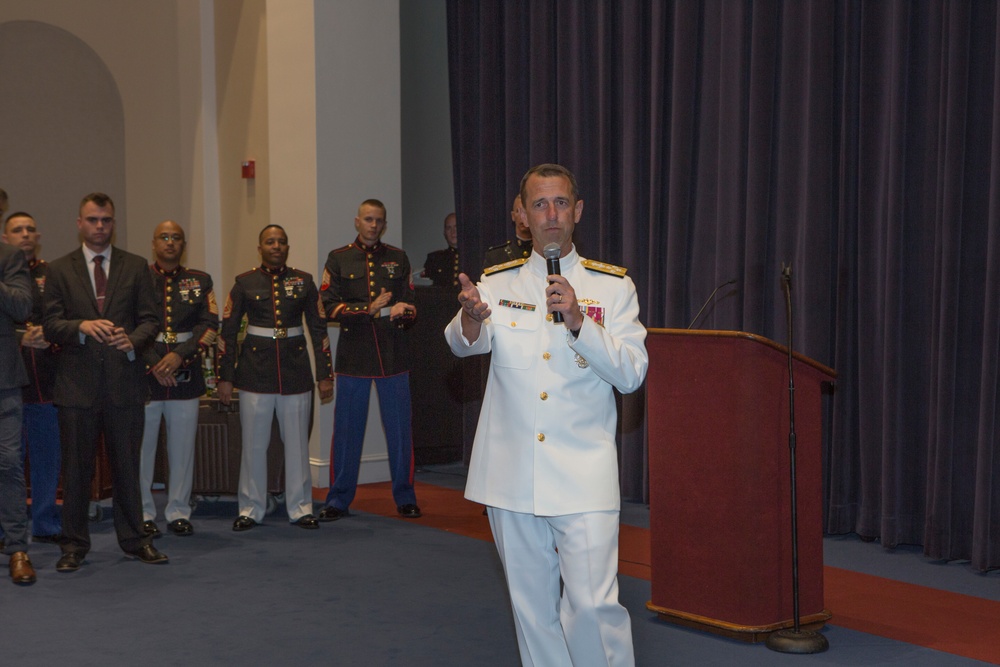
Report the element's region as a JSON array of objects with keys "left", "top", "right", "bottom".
[
  {"left": 245, "top": 325, "right": 304, "bottom": 339},
  {"left": 155, "top": 331, "right": 194, "bottom": 343}
]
